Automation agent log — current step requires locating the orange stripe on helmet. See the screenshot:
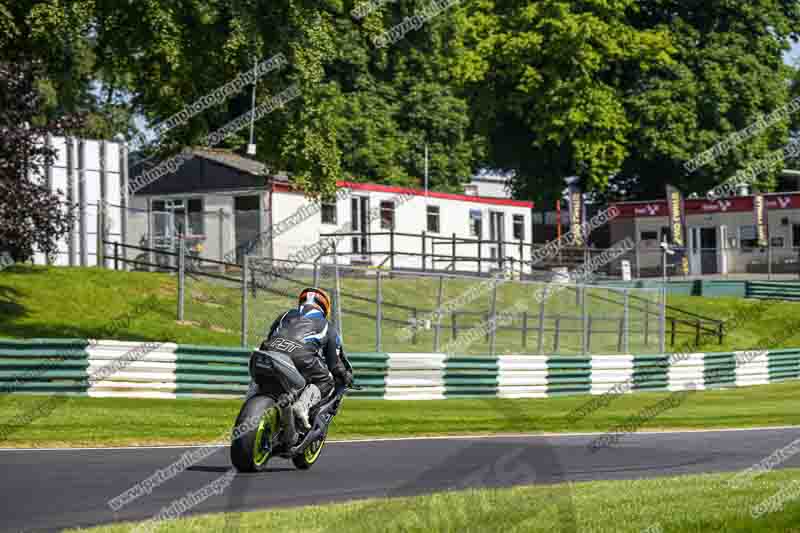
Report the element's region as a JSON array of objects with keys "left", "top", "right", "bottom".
[{"left": 299, "top": 287, "right": 331, "bottom": 318}]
